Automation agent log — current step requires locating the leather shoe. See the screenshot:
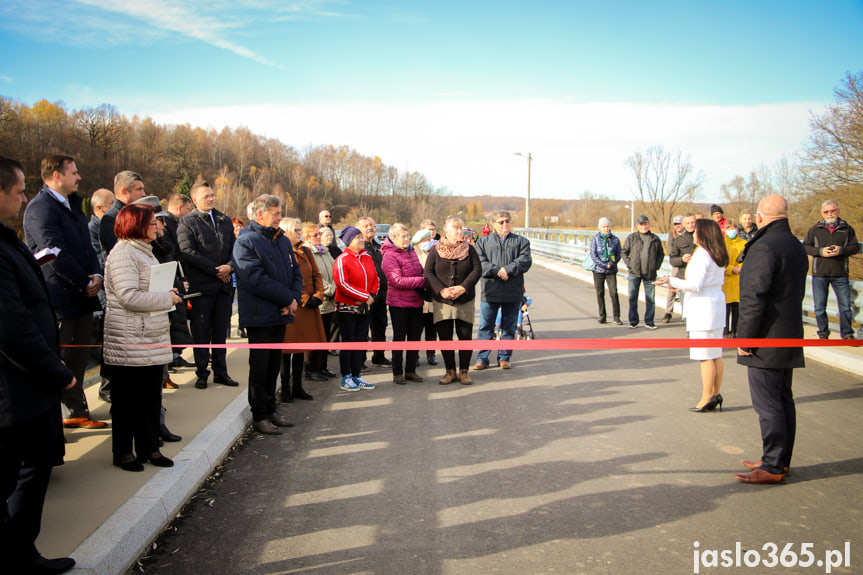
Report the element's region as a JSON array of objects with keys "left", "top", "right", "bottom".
[
  {"left": 142, "top": 451, "right": 174, "bottom": 467},
  {"left": 426, "top": 354, "right": 438, "bottom": 366},
  {"left": 743, "top": 460, "right": 789, "bottom": 474},
  {"left": 499, "top": 360, "right": 511, "bottom": 369},
  {"left": 393, "top": 374, "right": 407, "bottom": 384},
  {"left": 163, "top": 375, "right": 179, "bottom": 389},
  {"left": 405, "top": 372, "right": 424, "bottom": 382},
  {"left": 194, "top": 377, "right": 208, "bottom": 389},
  {"left": 62, "top": 416, "right": 108, "bottom": 429},
  {"left": 159, "top": 424, "right": 182, "bottom": 442},
  {"left": 305, "top": 370, "right": 327, "bottom": 381},
  {"left": 213, "top": 374, "right": 239, "bottom": 387},
  {"left": 27, "top": 555, "right": 76, "bottom": 574},
  {"left": 253, "top": 419, "right": 283, "bottom": 434},
  {"left": 473, "top": 361, "right": 488, "bottom": 370},
  {"left": 734, "top": 469, "right": 785, "bottom": 484},
  {"left": 113, "top": 454, "right": 144, "bottom": 472},
  {"left": 292, "top": 389, "right": 314, "bottom": 400},
  {"left": 170, "top": 356, "right": 194, "bottom": 369},
  {"left": 322, "top": 368, "right": 337, "bottom": 377},
  {"left": 269, "top": 410, "right": 295, "bottom": 427}
]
